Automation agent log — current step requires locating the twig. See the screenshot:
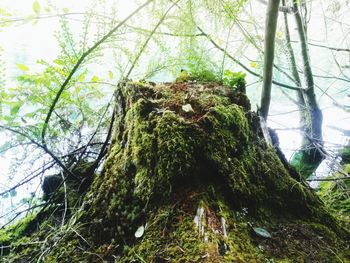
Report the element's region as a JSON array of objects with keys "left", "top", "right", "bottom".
[
  {"left": 290, "top": 40, "right": 350, "bottom": 52},
  {"left": 93, "top": 99, "right": 117, "bottom": 168},
  {"left": 0, "top": 161, "right": 55, "bottom": 197},
  {"left": 125, "top": 0, "right": 181, "bottom": 78},
  {"left": 1, "top": 204, "right": 45, "bottom": 229},
  {"left": 0, "top": 125, "right": 78, "bottom": 181},
  {"left": 61, "top": 171, "right": 67, "bottom": 230},
  {"left": 72, "top": 95, "right": 113, "bottom": 170},
  {"left": 306, "top": 176, "right": 350, "bottom": 182}
]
